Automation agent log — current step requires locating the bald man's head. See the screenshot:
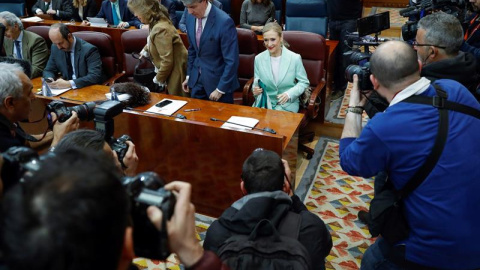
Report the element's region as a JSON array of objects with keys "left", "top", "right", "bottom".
[{"left": 370, "top": 41, "right": 420, "bottom": 89}]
